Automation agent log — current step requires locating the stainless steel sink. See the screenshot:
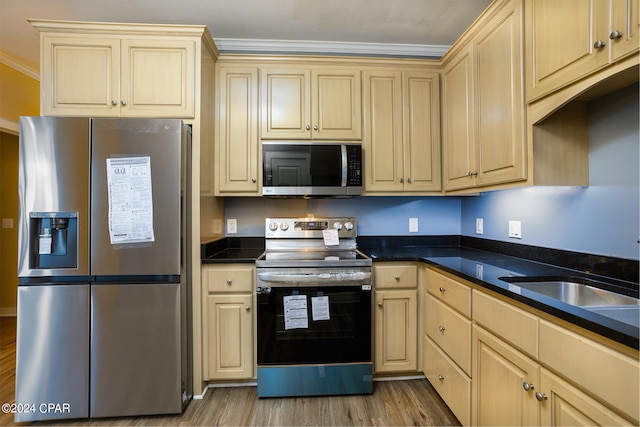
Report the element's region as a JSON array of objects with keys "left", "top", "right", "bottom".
[{"left": 499, "top": 277, "right": 639, "bottom": 326}]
